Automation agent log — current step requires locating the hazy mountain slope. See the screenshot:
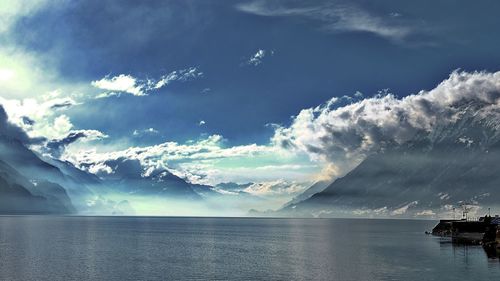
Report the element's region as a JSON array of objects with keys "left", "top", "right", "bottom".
[
  {"left": 281, "top": 103, "right": 500, "bottom": 217},
  {"left": 32, "top": 180, "right": 77, "bottom": 213},
  {"left": 215, "top": 182, "right": 253, "bottom": 192},
  {"left": 0, "top": 135, "right": 97, "bottom": 210},
  {"left": 0, "top": 136, "right": 67, "bottom": 183},
  {"left": 191, "top": 183, "right": 221, "bottom": 198},
  {"left": 0, "top": 160, "right": 74, "bottom": 214},
  {"left": 44, "top": 157, "right": 101, "bottom": 185},
  {"left": 283, "top": 180, "right": 331, "bottom": 207}
]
